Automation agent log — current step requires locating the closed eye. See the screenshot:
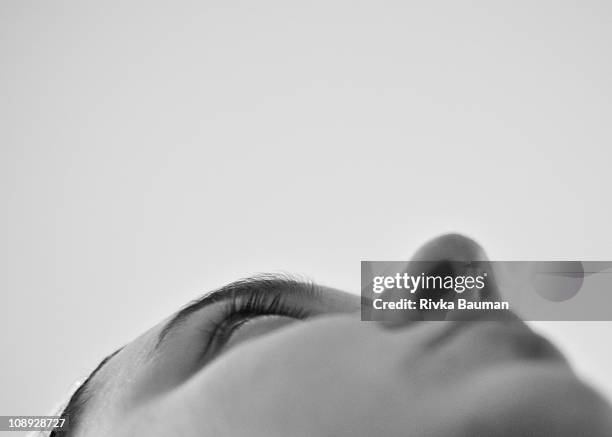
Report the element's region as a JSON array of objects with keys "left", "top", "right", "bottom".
[
  {"left": 198, "top": 288, "right": 309, "bottom": 361},
  {"left": 154, "top": 275, "right": 359, "bottom": 368}
]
